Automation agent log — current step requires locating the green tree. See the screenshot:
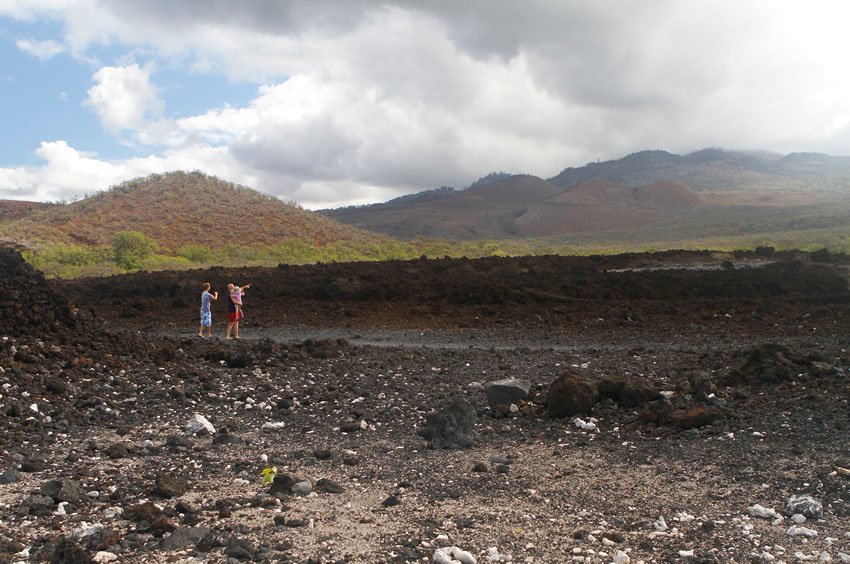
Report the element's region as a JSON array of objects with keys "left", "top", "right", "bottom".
[
  {"left": 113, "top": 230, "right": 158, "bottom": 269},
  {"left": 178, "top": 244, "right": 214, "bottom": 263}
]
